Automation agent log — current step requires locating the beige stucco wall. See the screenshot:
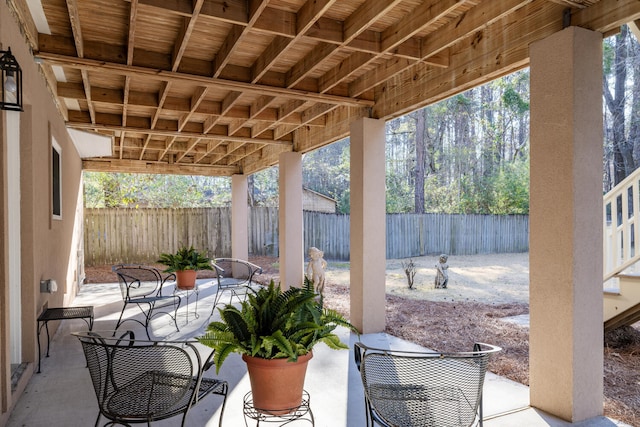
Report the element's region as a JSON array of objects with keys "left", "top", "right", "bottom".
[{"left": 0, "top": 3, "right": 84, "bottom": 425}]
